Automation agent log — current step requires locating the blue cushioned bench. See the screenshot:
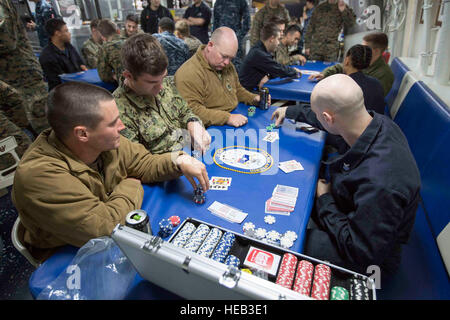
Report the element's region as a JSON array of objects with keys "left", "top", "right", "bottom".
[{"left": 381, "top": 68, "right": 450, "bottom": 299}]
